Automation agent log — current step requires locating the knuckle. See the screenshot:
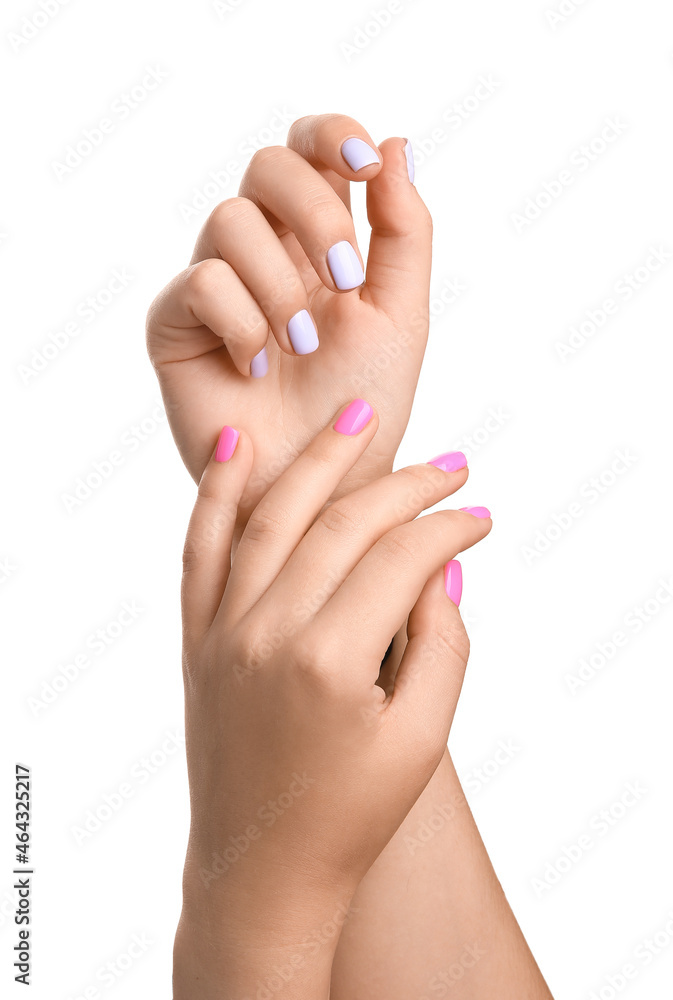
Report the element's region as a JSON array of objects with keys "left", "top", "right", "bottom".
[
  {"left": 185, "top": 257, "right": 225, "bottom": 301},
  {"left": 317, "top": 500, "right": 365, "bottom": 538},
  {"left": 289, "top": 631, "right": 341, "bottom": 688},
  {"left": 209, "top": 196, "right": 255, "bottom": 232},
  {"left": 299, "top": 188, "right": 339, "bottom": 224},
  {"left": 243, "top": 504, "right": 288, "bottom": 545},
  {"left": 248, "top": 145, "right": 287, "bottom": 172},
  {"left": 377, "top": 527, "right": 419, "bottom": 566}
]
